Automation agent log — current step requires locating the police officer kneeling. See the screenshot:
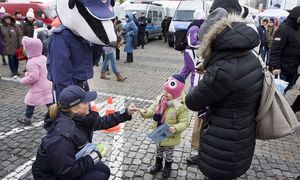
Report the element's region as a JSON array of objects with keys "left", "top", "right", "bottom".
[{"left": 32, "top": 85, "right": 137, "bottom": 180}]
